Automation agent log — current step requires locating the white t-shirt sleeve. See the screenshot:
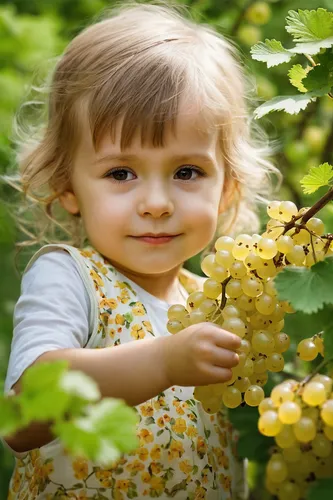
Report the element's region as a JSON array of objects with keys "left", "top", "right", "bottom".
[{"left": 4, "top": 249, "right": 91, "bottom": 394}]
